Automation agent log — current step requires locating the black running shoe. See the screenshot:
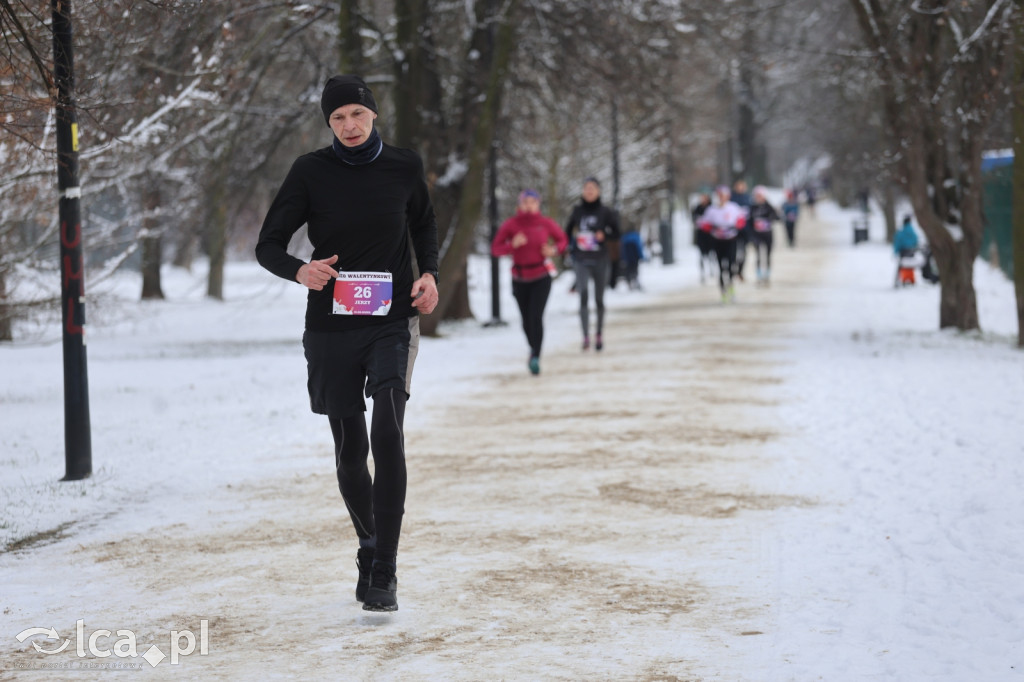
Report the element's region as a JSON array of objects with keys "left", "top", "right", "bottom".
[
  {"left": 362, "top": 561, "right": 398, "bottom": 612},
  {"left": 355, "top": 547, "right": 375, "bottom": 602}
]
